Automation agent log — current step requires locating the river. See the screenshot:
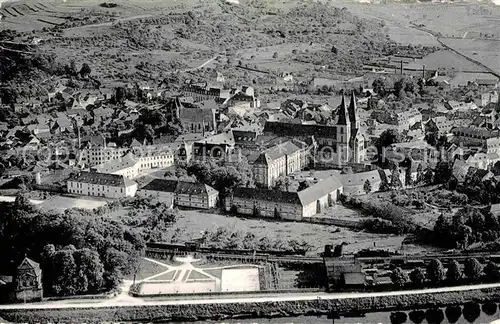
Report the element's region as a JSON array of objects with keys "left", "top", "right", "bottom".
[{"left": 175, "top": 302, "right": 500, "bottom": 324}]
